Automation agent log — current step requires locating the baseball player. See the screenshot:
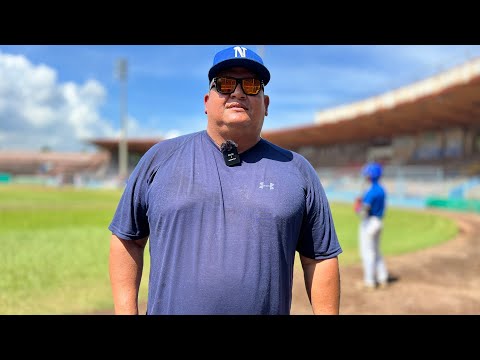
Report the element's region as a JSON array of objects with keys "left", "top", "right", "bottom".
[{"left": 356, "top": 162, "right": 389, "bottom": 289}]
